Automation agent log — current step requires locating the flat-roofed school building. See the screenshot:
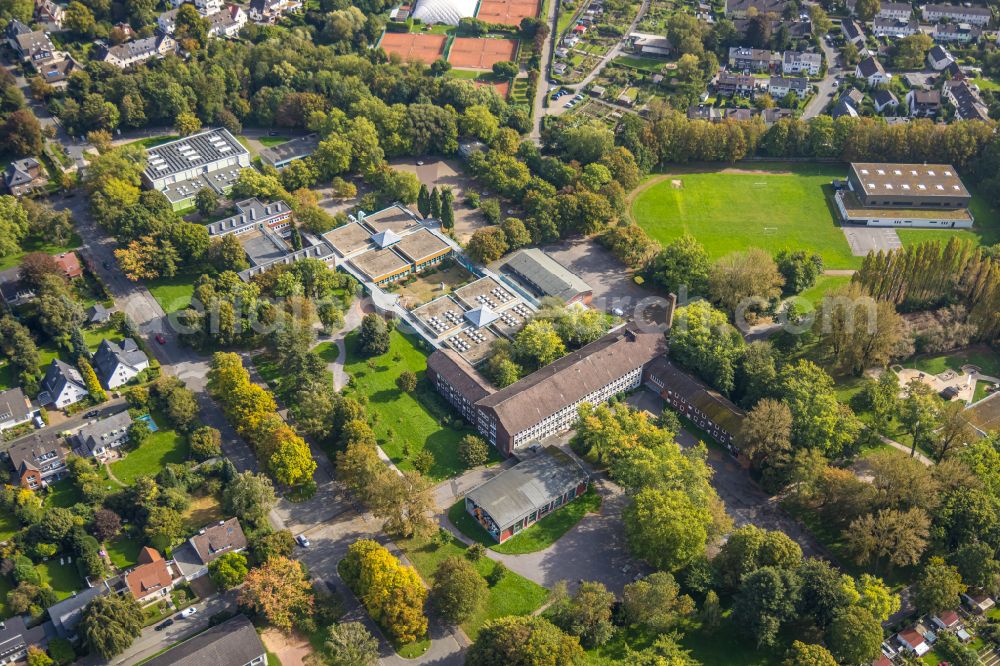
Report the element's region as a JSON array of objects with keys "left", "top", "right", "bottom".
[
  {"left": 465, "top": 447, "right": 588, "bottom": 542},
  {"left": 835, "top": 162, "right": 974, "bottom": 228},
  {"left": 142, "top": 128, "right": 251, "bottom": 210}
]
